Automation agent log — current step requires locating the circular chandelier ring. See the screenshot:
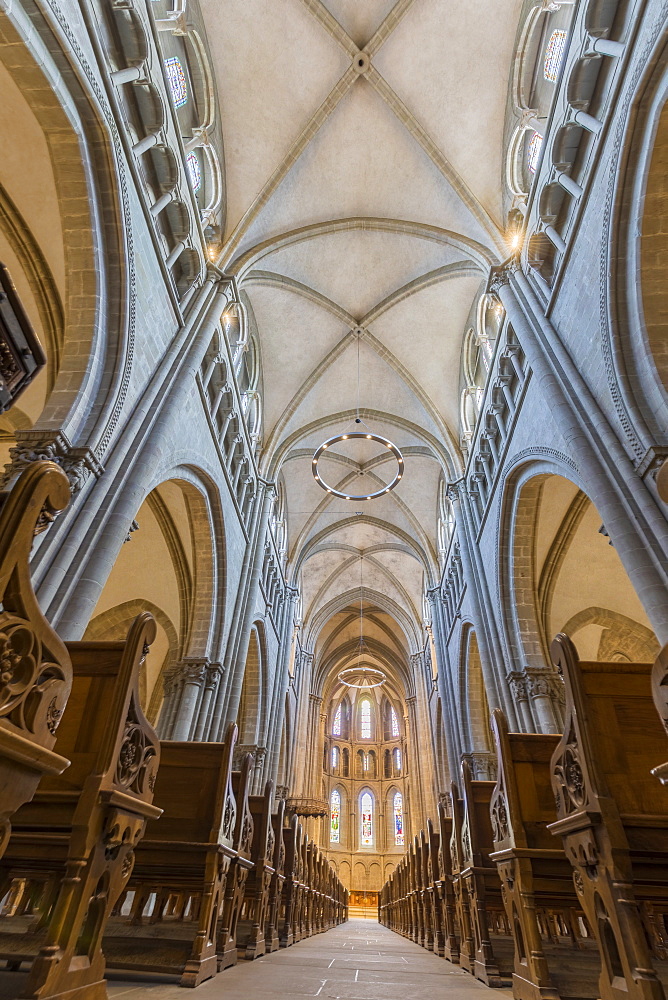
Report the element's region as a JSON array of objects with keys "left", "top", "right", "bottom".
[
  {"left": 338, "top": 666, "right": 387, "bottom": 689},
  {"left": 312, "top": 432, "right": 404, "bottom": 501}
]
